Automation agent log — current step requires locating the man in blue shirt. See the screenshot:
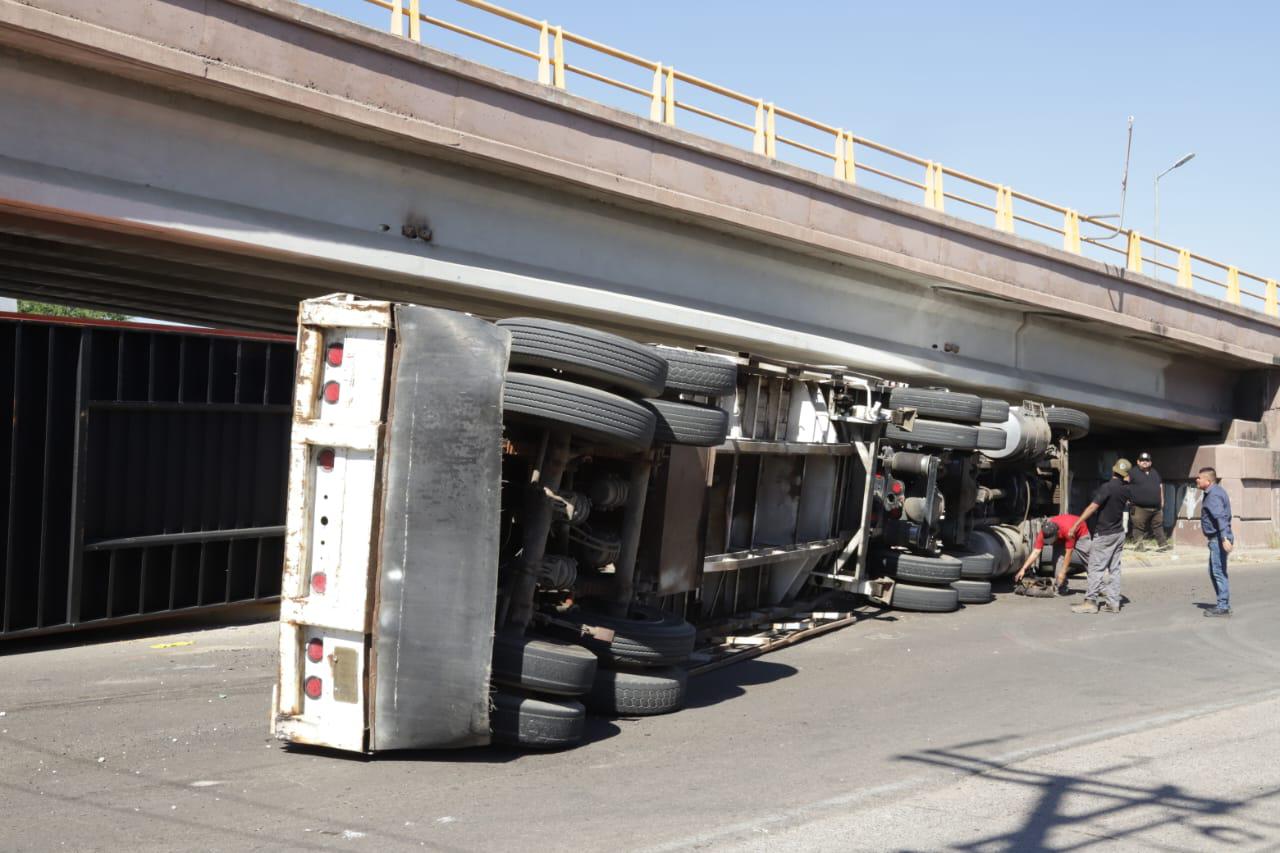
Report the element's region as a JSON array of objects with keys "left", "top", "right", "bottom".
[{"left": 1197, "top": 466, "right": 1234, "bottom": 617}]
